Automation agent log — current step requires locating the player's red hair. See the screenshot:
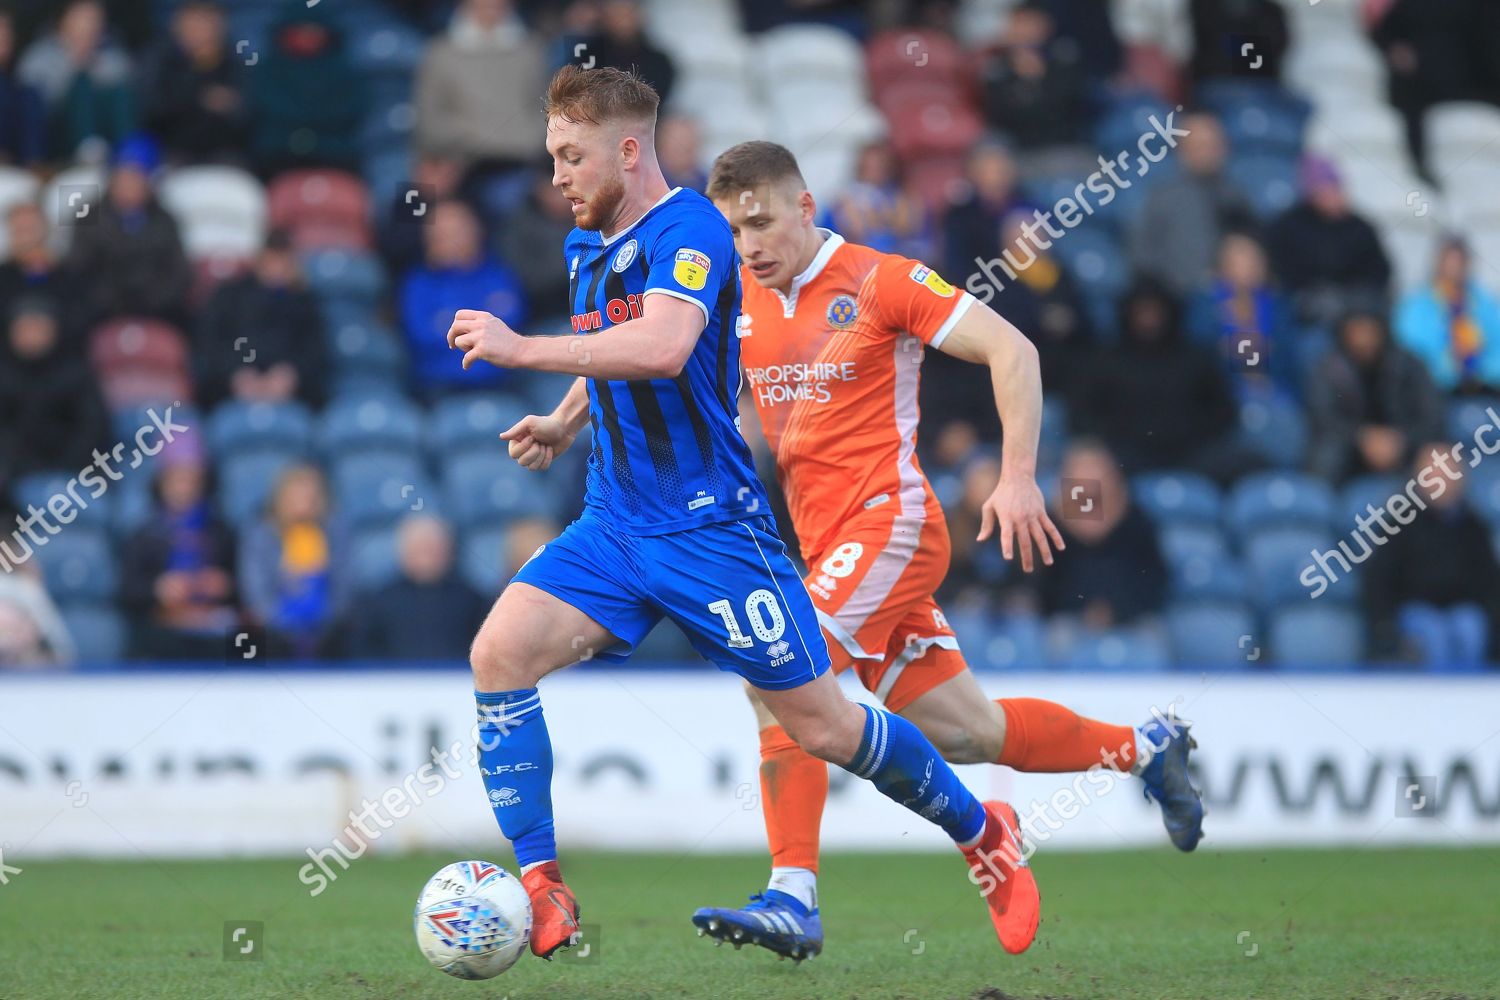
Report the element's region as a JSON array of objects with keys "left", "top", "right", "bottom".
[{"left": 543, "top": 65, "right": 659, "bottom": 128}]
